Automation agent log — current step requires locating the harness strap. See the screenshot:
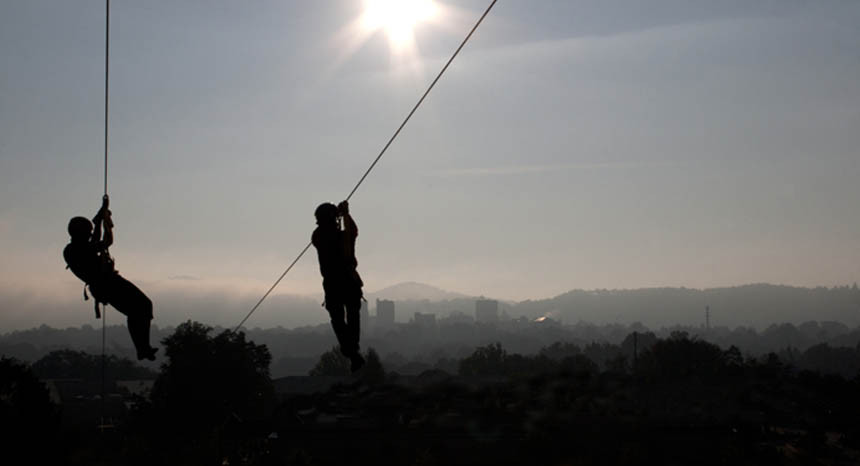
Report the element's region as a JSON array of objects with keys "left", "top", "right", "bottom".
[{"left": 82, "top": 284, "right": 102, "bottom": 318}]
